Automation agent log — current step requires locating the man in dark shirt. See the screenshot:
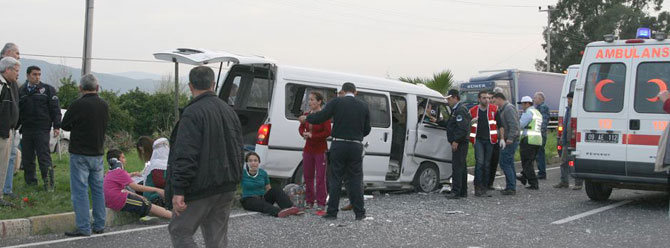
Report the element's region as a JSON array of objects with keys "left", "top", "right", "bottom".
[
  {"left": 487, "top": 91, "right": 502, "bottom": 190},
  {"left": 61, "top": 74, "right": 109, "bottom": 237},
  {"left": 18, "top": 66, "right": 61, "bottom": 191},
  {"left": 533, "top": 92, "right": 550, "bottom": 179},
  {"left": 441, "top": 89, "right": 471, "bottom": 199},
  {"left": 469, "top": 90, "right": 497, "bottom": 197},
  {"left": 302, "top": 82, "right": 371, "bottom": 220}
]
